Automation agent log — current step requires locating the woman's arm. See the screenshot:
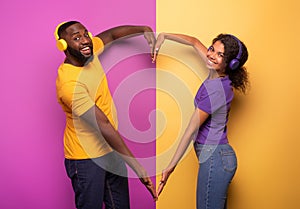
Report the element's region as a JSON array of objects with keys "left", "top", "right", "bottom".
[
  {"left": 152, "top": 33, "right": 208, "bottom": 62},
  {"left": 157, "top": 108, "right": 209, "bottom": 195}
]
